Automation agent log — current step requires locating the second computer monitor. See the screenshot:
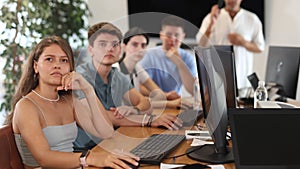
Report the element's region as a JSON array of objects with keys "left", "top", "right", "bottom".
[
  {"left": 213, "top": 46, "right": 237, "bottom": 108},
  {"left": 265, "top": 46, "right": 300, "bottom": 99}
]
